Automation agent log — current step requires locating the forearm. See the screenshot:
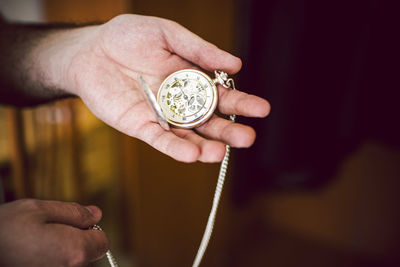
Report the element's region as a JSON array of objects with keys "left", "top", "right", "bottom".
[{"left": 0, "top": 19, "right": 98, "bottom": 106}]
